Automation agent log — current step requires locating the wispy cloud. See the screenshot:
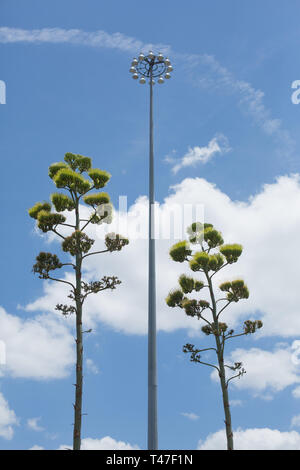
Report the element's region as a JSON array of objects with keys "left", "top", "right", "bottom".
[
  {"left": 166, "top": 135, "right": 230, "bottom": 174},
  {"left": 0, "top": 26, "right": 294, "bottom": 157},
  {"left": 230, "top": 399, "right": 243, "bottom": 407},
  {"left": 0, "top": 27, "right": 170, "bottom": 55},
  {"left": 27, "top": 417, "right": 44, "bottom": 432},
  {"left": 182, "top": 53, "right": 295, "bottom": 157},
  {"left": 86, "top": 358, "right": 99, "bottom": 375},
  {"left": 292, "top": 386, "right": 300, "bottom": 398},
  {"left": 291, "top": 414, "right": 300, "bottom": 428},
  {"left": 0, "top": 393, "right": 19, "bottom": 440},
  {"left": 181, "top": 412, "right": 199, "bottom": 421}
]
